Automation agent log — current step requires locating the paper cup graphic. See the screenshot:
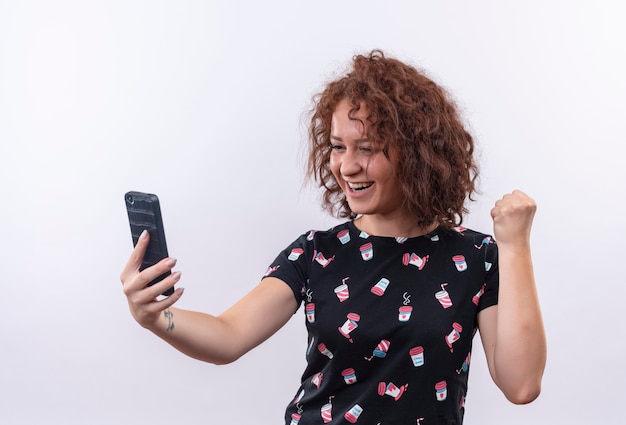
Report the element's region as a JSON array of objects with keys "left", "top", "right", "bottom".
[
  {"left": 318, "top": 343, "right": 333, "bottom": 359},
  {"left": 452, "top": 255, "right": 467, "bottom": 271},
  {"left": 288, "top": 248, "right": 304, "bottom": 261},
  {"left": 311, "top": 372, "right": 323, "bottom": 388},
  {"left": 485, "top": 261, "right": 492, "bottom": 271},
  {"left": 306, "top": 303, "right": 316, "bottom": 323},
  {"left": 344, "top": 404, "right": 363, "bottom": 423},
  {"left": 290, "top": 413, "right": 301, "bottom": 425},
  {"left": 398, "top": 306, "right": 413, "bottom": 322},
  {"left": 378, "top": 381, "right": 408, "bottom": 401},
  {"left": 409, "top": 346, "right": 425, "bottom": 367},
  {"left": 338, "top": 313, "right": 360, "bottom": 342},
  {"left": 342, "top": 368, "right": 357, "bottom": 385},
  {"left": 435, "top": 380, "right": 448, "bottom": 401},
  {"left": 321, "top": 403, "right": 333, "bottom": 423},
  {"left": 370, "top": 277, "right": 390, "bottom": 296},
  {"left": 337, "top": 229, "right": 351, "bottom": 244},
  {"left": 334, "top": 283, "right": 349, "bottom": 302},
  {"left": 360, "top": 242, "right": 374, "bottom": 261},
  {"left": 445, "top": 322, "right": 463, "bottom": 351},
  {"left": 435, "top": 289, "right": 452, "bottom": 309},
  {"left": 367, "top": 339, "right": 390, "bottom": 360}
]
